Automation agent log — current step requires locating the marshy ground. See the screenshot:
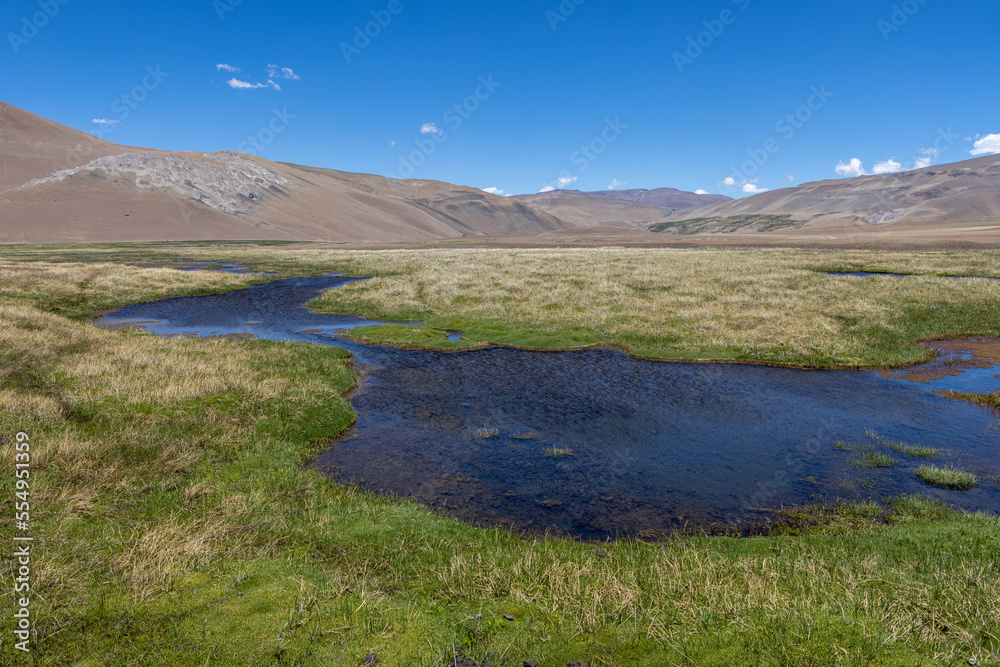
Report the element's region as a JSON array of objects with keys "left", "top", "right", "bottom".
[{"left": 1, "top": 242, "right": 999, "bottom": 666}]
